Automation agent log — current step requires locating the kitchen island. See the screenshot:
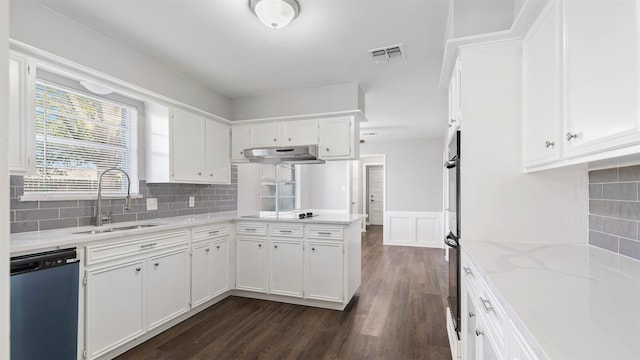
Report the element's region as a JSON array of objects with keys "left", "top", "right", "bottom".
[{"left": 10, "top": 212, "right": 366, "bottom": 360}]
